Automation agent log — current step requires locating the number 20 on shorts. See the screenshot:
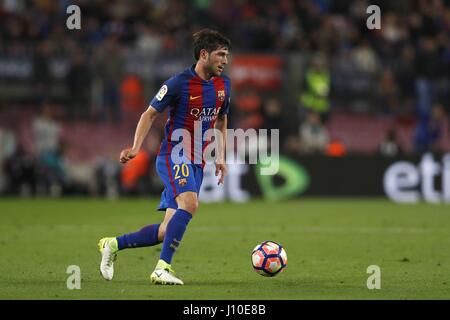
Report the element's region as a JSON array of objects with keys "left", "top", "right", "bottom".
[{"left": 173, "top": 164, "right": 190, "bottom": 179}]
